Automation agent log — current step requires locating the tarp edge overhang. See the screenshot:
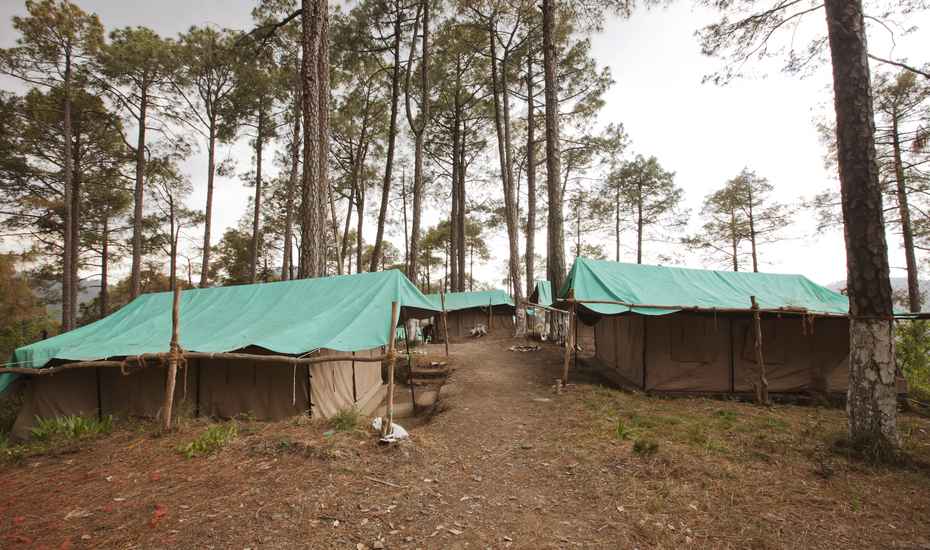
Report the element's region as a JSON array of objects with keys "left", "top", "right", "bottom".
[
  {"left": 558, "top": 257, "right": 850, "bottom": 318},
  {"left": 1, "top": 270, "right": 439, "bottom": 389},
  {"left": 425, "top": 289, "right": 515, "bottom": 312}
]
